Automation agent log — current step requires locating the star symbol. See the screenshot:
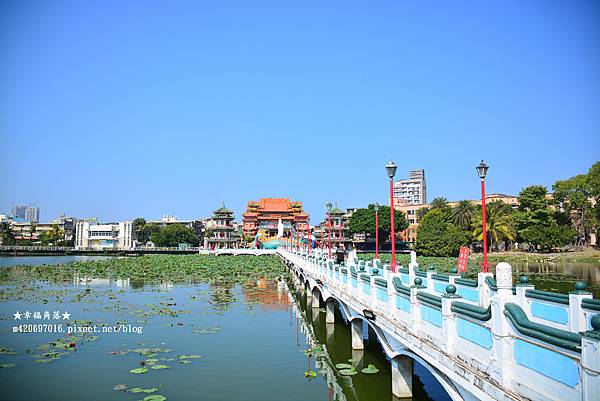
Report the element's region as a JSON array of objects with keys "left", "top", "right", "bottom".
[
  {"left": 14, "top": 311, "right": 22, "bottom": 320},
  {"left": 62, "top": 311, "right": 71, "bottom": 320}
]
